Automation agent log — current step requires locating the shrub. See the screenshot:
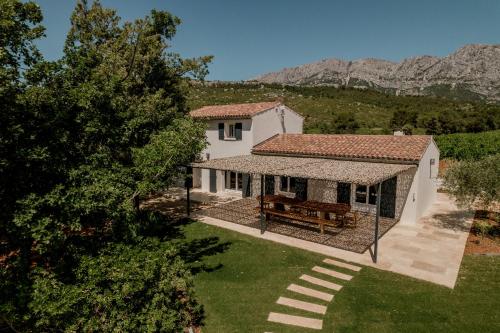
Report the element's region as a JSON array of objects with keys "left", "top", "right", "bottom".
[
  {"left": 443, "top": 154, "right": 500, "bottom": 209},
  {"left": 28, "top": 240, "right": 204, "bottom": 332}
]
